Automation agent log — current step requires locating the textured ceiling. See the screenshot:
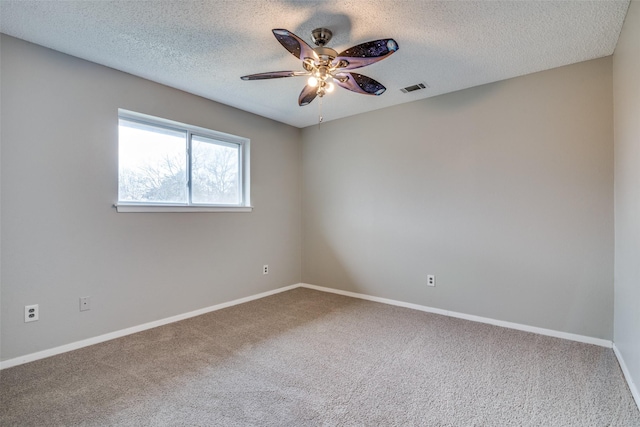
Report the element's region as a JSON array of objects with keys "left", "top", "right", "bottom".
[{"left": 0, "top": 0, "right": 630, "bottom": 128}]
